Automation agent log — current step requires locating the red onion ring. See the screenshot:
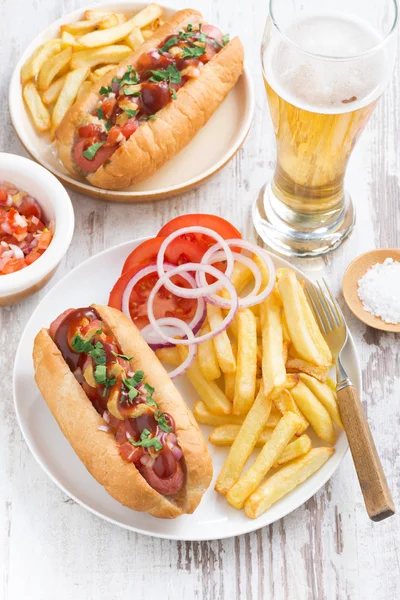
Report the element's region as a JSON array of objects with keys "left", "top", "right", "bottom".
[
  {"left": 198, "top": 239, "right": 276, "bottom": 308},
  {"left": 147, "top": 263, "right": 238, "bottom": 345},
  {"left": 121, "top": 263, "right": 206, "bottom": 348},
  {"left": 156, "top": 226, "right": 235, "bottom": 297},
  {"left": 149, "top": 317, "right": 197, "bottom": 378}
]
